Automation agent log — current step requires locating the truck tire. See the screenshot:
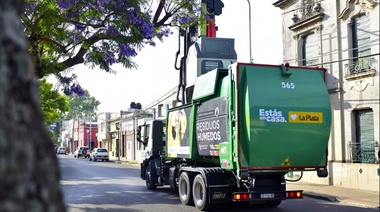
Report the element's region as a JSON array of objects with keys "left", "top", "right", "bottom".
[
  {"left": 145, "top": 162, "right": 157, "bottom": 190},
  {"left": 178, "top": 172, "right": 193, "bottom": 205},
  {"left": 192, "top": 174, "right": 210, "bottom": 211}
]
